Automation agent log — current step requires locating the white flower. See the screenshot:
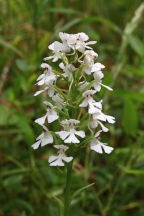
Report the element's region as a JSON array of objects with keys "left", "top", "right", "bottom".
[
  {"left": 59, "top": 32, "right": 74, "bottom": 51},
  {"left": 90, "top": 131, "right": 114, "bottom": 154},
  {"left": 59, "top": 62, "right": 76, "bottom": 81},
  {"left": 61, "top": 119, "right": 80, "bottom": 129},
  {"left": 90, "top": 119, "right": 109, "bottom": 132},
  {"left": 36, "top": 63, "right": 56, "bottom": 86},
  {"left": 48, "top": 145, "right": 73, "bottom": 166},
  {"left": 32, "top": 127, "right": 53, "bottom": 149},
  {"left": 35, "top": 101, "right": 59, "bottom": 125},
  {"left": 93, "top": 112, "right": 115, "bottom": 124},
  {"left": 90, "top": 110, "right": 115, "bottom": 132},
  {"left": 84, "top": 50, "right": 98, "bottom": 63},
  {"left": 44, "top": 41, "right": 66, "bottom": 62},
  {"left": 52, "top": 93, "right": 64, "bottom": 110},
  {"left": 56, "top": 119, "right": 85, "bottom": 143},
  {"left": 91, "top": 63, "right": 105, "bottom": 72},
  {"left": 79, "top": 81, "right": 90, "bottom": 91},
  {"left": 79, "top": 90, "right": 102, "bottom": 114},
  {"left": 75, "top": 33, "right": 96, "bottom": 53},
  {"left": 82, "top": 50, "right": 98, "bottom": 75},
  {"left": 59, "top": 32, "right": 96, "bottom": 53},
  {"left": 34, "top": 81, "right": 55, "bottom": 97},
  {"left": 92, "top": 71, "right": 113, "bottom": 92}
]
